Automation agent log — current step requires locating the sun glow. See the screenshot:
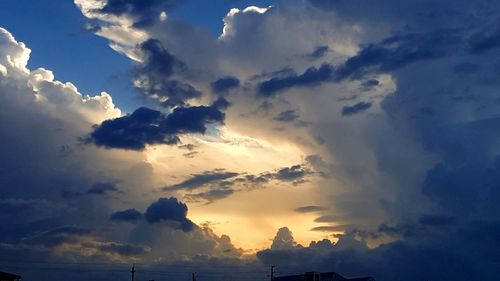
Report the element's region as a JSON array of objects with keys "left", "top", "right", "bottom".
[{"left": 143, "top": 125, "right": 327, "bottom": 251}]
